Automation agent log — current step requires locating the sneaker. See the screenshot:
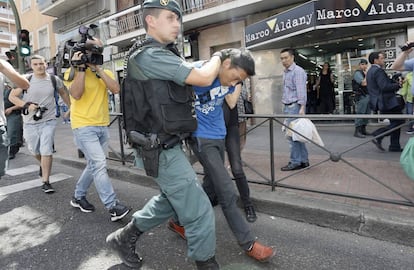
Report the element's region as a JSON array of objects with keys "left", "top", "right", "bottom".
[
  {"left": 406, "top": 129, "right": 414, "bottom": 135},
  {"left": 70, "top": 196, "right": 95, "bottom": 213},
  {"left": 246, "top": 241, "right": 276, "bottom": 262},
  {"left": 245, "top": 206, "right": 257, "bottom": 223},
  {"left": 109, "top": 202, "right": 130, "bottom": 222},
  {"left": 41, "top": 182, "right": 55, "bottom": 193},
  {"left": 167, "top": 219, "right": 186, "bottom": 240}
]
